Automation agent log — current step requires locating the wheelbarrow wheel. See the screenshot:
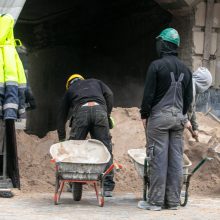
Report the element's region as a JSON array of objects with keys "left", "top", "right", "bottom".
[{"left": 72, "top": 182, "right": 83, "bottom": 201}]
